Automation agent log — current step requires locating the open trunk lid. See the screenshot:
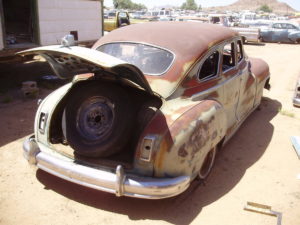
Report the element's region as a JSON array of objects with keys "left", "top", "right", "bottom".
[{"left": 18, "top": 45, "right": 153, "bottom": 95}]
